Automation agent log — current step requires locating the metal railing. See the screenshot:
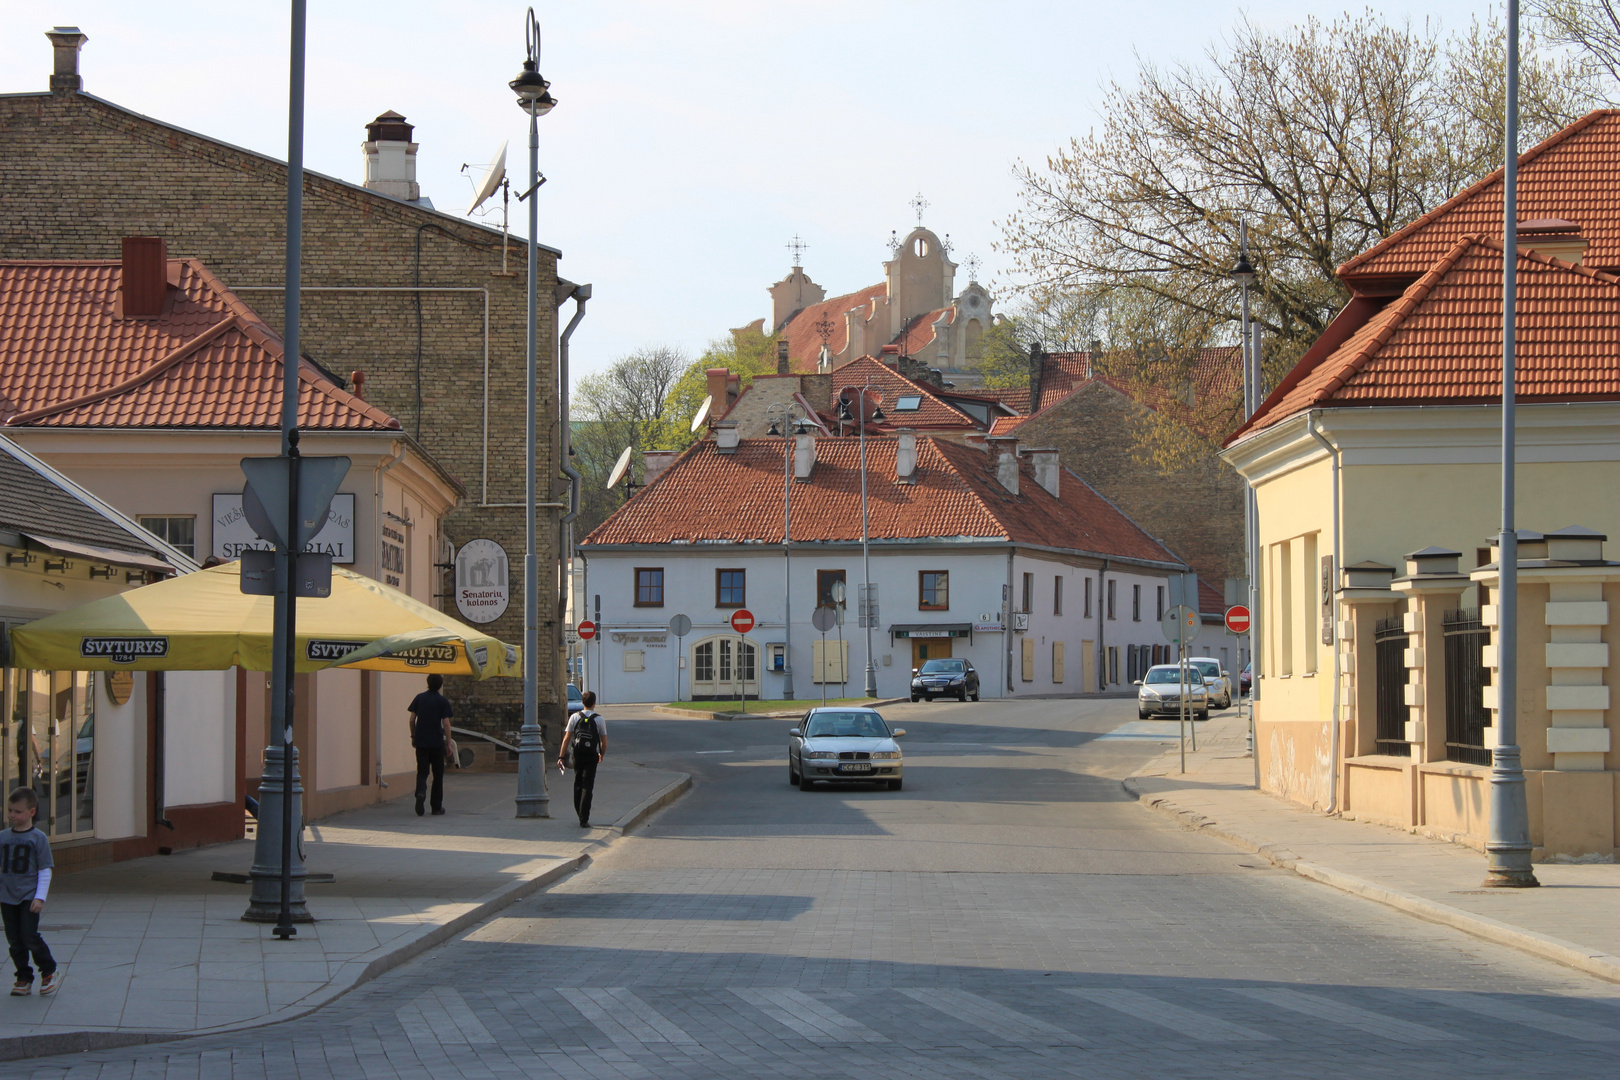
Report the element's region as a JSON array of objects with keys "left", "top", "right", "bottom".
[
  {"left": 1374, "top": 615, "right": 1411, "bottom": 757},
  {"left": 1442, "top": 610, "right": 1493, "bottom": 766}
]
